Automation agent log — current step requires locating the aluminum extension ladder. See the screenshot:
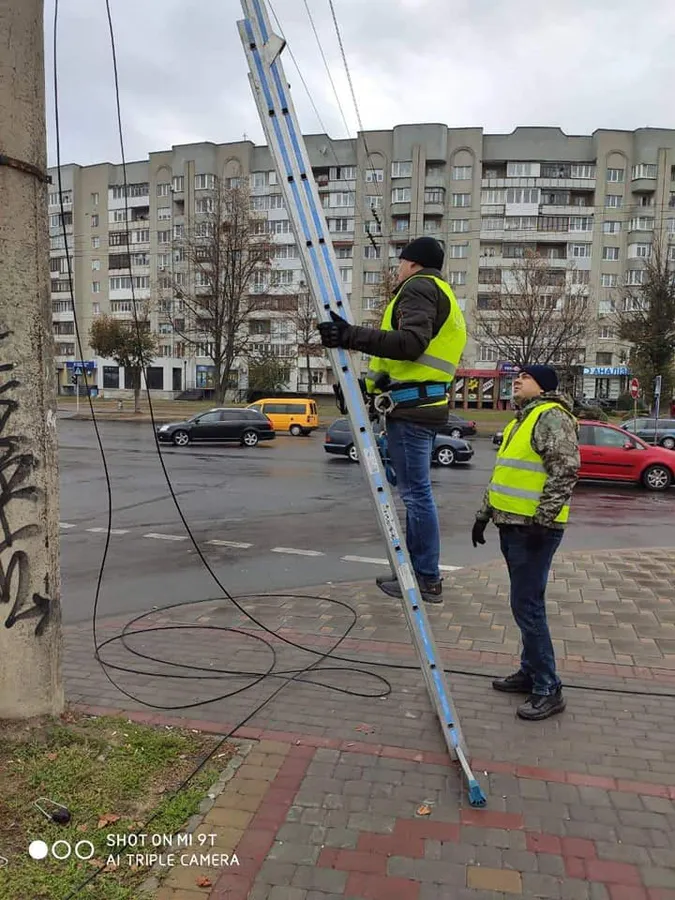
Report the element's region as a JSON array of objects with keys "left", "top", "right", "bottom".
[{"left": 237, "top": 0, "right": 486, "bottom": 808}]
